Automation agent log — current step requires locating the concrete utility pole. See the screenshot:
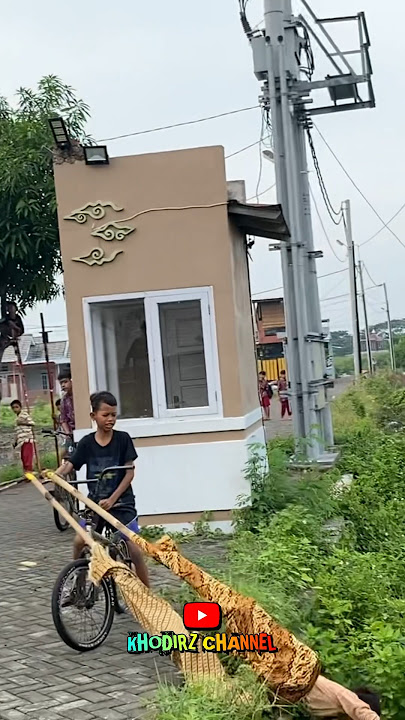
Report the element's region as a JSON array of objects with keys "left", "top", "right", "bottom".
[
  {"left": 358, "top": 262, "right": 373, "bottom": 374},
  {"left": 247, "top": 0, "right": 374, "bottom": 463},
  {"left": 342, "top": 200, "right": 362, "bottom": 380},
  {"left": 383, "top": 282, "right": 396, "bottom": 372}
]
